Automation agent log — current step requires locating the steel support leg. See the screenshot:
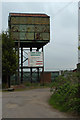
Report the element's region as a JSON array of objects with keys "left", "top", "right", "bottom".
[
  {"left": 30, "top": 47, "right": 32, "bottom": 83},
  {"left": 18, "top": 45, "right": 20, "bottom": 85},
  {"left": 42, "top": 46, "right": 44, "bottom": 85},
  {"left": 37, "top": 68, "right": 39, "bottom": 83},
  {"left": 21, "top": 47, "right": 23, "bottom": 83},
  {"left": 30, "top": 68, "right": 32, "bottom": 83},
  {"left": 15, "top": 47, "right": 17, "bottom": 85}
]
